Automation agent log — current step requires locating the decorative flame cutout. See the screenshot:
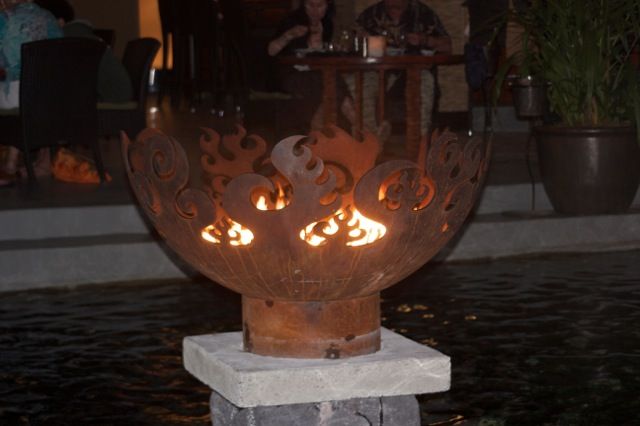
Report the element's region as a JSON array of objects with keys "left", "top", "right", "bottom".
[
  {"left": 300, "top": 206, "right": 386, "bottom": 247},
  {"left": 254, "top": 184, "right": 289, "bottom": 211},
  {"left": 122, "top": 125, "right": 490, "bottom": 301},
  {"left": 201, "top": 189, "right": 386, "bottom": 247},
  {"left": 201, "top": 218, "right": 254, "bottom": 246},
  {"left": 201, "top": 188, "right": 289, "bottom": 246}
]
